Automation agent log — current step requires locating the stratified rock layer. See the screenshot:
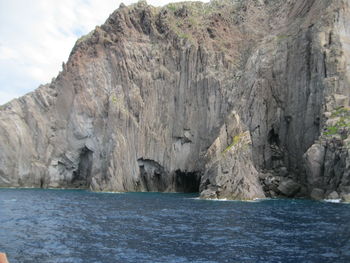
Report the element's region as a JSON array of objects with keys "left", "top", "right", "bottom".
[{"left": 0, "top": 0, "right": 350, "bottom": 200}]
